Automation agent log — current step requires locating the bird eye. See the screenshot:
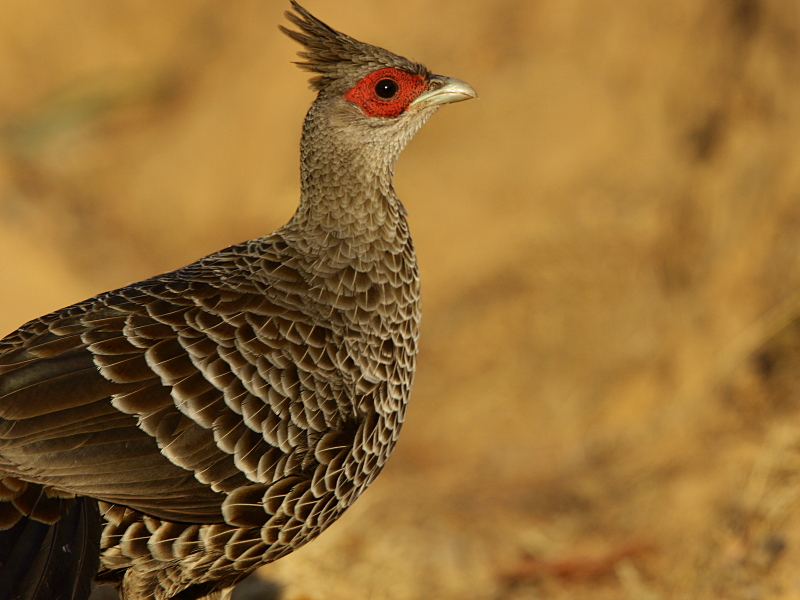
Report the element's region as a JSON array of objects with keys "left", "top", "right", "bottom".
[{"left": 375, "top": 78, "right": 399, "bottom": 99}]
